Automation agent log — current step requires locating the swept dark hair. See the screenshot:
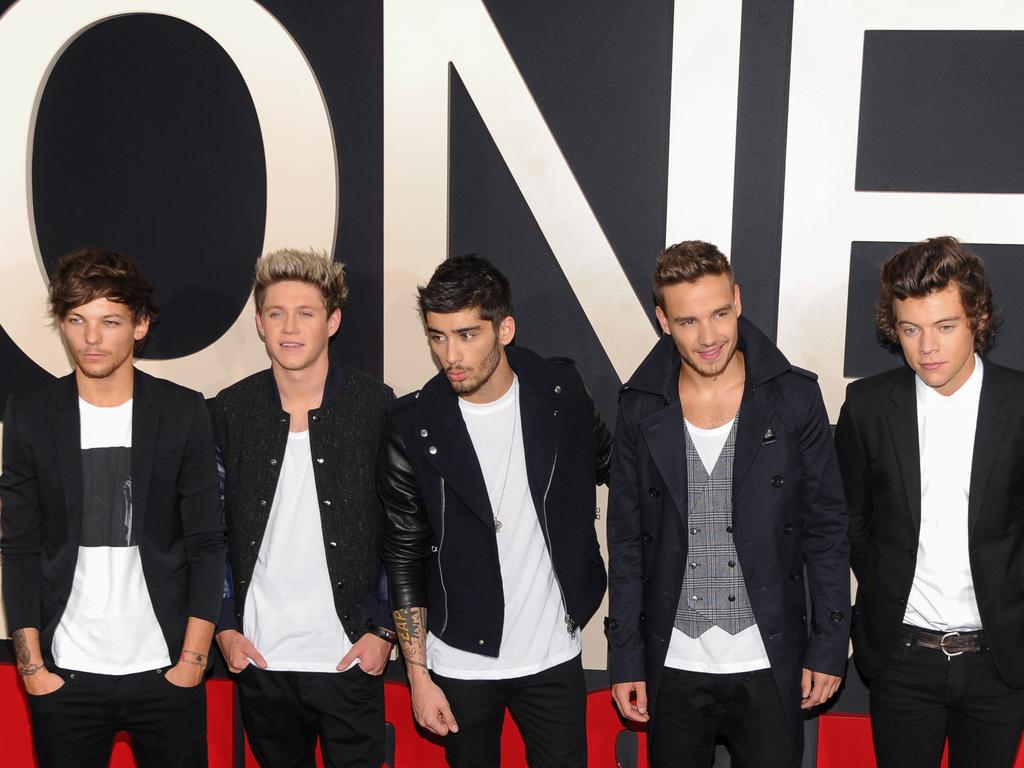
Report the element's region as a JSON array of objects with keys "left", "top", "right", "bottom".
[
  {"left": 49, "top": 248, "right": 158, "bottom": 324},
  {"left": 877, "top": 236, "right": 996, "bottom": 353},
  {"left": 653, "top": 240, "right": 733, "bottom": 308},
  {"left": 417, "top": 254, "right": 513, "bottom": 327}
]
